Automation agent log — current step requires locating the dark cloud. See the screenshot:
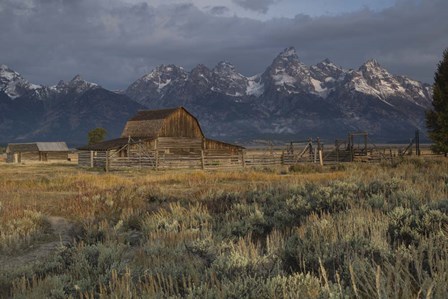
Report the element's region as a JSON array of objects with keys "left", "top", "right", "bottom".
[
  {"left": 0, "top": 0, "right": 446, "bottom": 89},
  {"left": 207, "top": 6, "right": 230, "bottom": 16},
  {"left": 231, "top": 0, "right": 279, "bottom": 14}
]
